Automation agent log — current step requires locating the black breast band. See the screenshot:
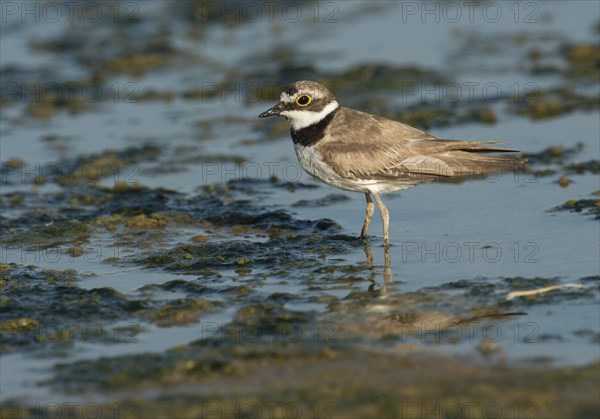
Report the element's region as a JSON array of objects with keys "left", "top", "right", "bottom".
[{"left": 291, "top": 108, "right": 338, "bottom": 147}]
